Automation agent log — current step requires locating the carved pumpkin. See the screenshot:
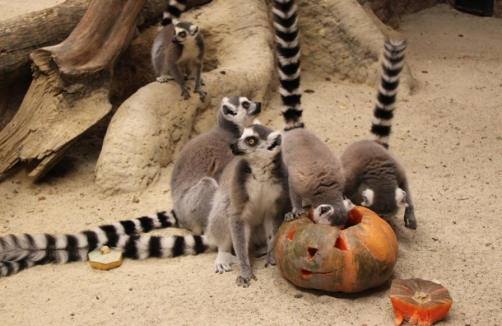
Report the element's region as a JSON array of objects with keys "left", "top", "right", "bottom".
[
  {"left": 274, "top": 206, "right": 398, "bottom": 293},
  {"left": 390, "top": 278, "right": 453, "bottom": 326}
]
